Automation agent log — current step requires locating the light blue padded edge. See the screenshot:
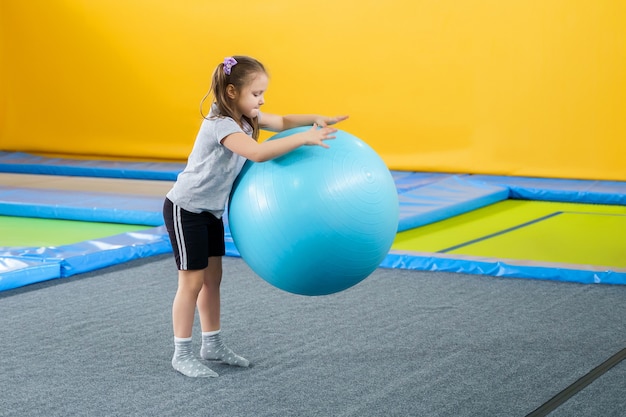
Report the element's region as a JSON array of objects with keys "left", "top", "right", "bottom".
[
  {"left": 0, "top": 227, "right": 171, "bottom": 291},
  {"left": 390, "top": 171, "right": 457, "bottom": 193},
  {"left": 0, "top": 151, "right": 184, "bottom": 181},
  {"left": 0, "top": 257, "right": 61, "bottom": 291},
  {"left": 470, "top": 175, "right": 626, "bottom": 205},
  {"left": 381, "top": 250, "right": 626, "bottom": 285},
  {"left": 396, "top": 176, "right": 510, "bottom": 232},
  {"left": 0, "top": 186, "right": 163, "bottom": 226}
]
